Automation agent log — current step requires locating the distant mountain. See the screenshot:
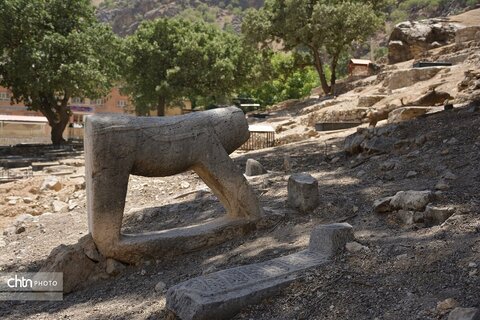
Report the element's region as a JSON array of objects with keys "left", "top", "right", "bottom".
[
  {"left": 94, "top": 0, "right": 264, "bottom": 36},
  {"left": 94, "top": 0, "right": 478, "bottom": 37}
]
